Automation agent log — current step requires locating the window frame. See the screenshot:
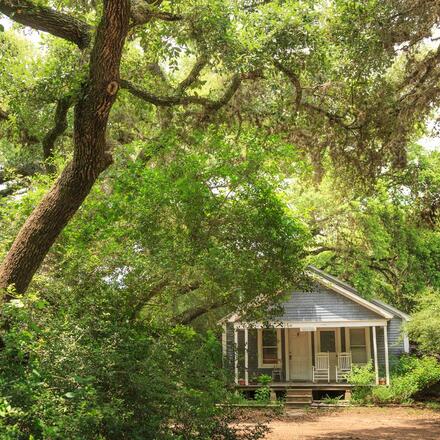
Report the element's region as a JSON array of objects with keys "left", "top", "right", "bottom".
[
  {"left": 315, "top": 328, "right": 341, "bottom": 353},
  {"left": 346, "top": 327, "right": 371, "bottom": 364},
  {"left": 257, "top": 328, "right": 282, "bottom": 368}
]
